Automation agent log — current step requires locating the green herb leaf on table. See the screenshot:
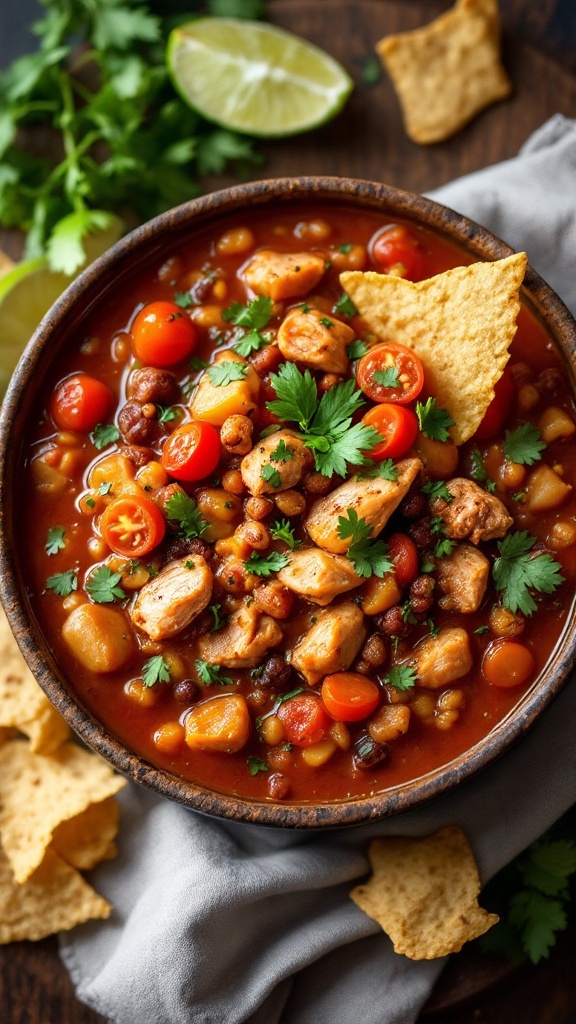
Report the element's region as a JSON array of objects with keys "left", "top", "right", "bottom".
[
  {"left": 207, "top": 361, "right": 249, "bottom": 387},
  {"left": 244, "top": 551, "right": 290, "bottom": 577},
  {"left": 337, "top": 508, "right": 393, "bottom": 579},
  {"left": 85, "top": 566, "right": 126, "bottom": 603},
  {"left": 165, "top": 492, "right": 208, "bottom": 539},
  {"left": 142, "top": 655, "right": 171, "bottom": 688},
  {"left": 503, "top": 422, "right": 547, "bottom": 465},
  {"left": 492, "top": 531, "right": 564, "bottom": 615},
  {"left": 195, "top": 659, "right": 233, "bottom": 686},
  {"left": 415, "top": 398, "right": 455, "bottom": 442},
  {"left": 45, "top": 526, "right": 66, "bottom": 555},
  {"left": 46, "top": 569, "right": 78, "bottom": 597}
]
